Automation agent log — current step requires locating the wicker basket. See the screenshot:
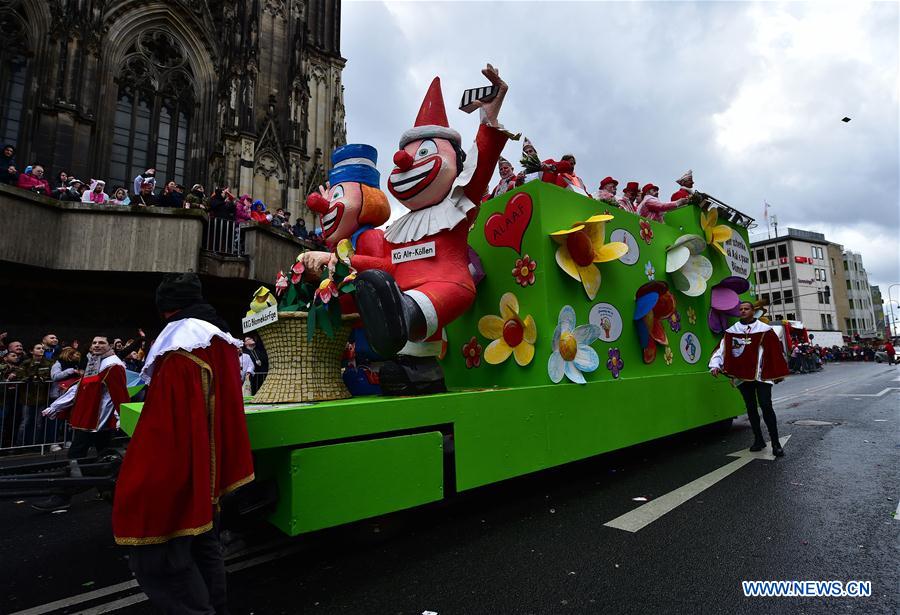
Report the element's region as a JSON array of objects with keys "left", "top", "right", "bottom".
[{"left": 252, "top": 311, "right": 357, "bottom": 404}]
